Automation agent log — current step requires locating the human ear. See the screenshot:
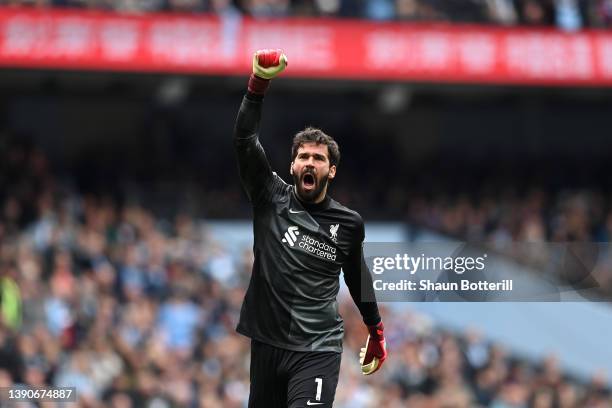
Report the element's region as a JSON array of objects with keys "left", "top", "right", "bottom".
[{"left": 328, "top": 165, "right": 336, "bottom": 179}]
